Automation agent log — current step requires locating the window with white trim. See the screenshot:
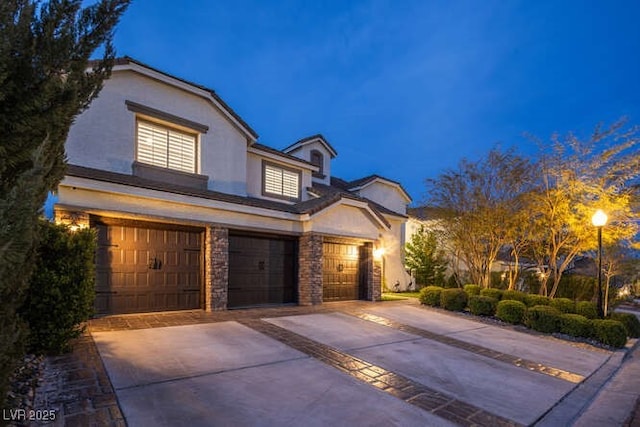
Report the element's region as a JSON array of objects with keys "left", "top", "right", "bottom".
[
  {"left": 263, "top": 162, "right": 300, "bottom": 200},
  {"left": 136, "top": 120, "right": 198, "bottom": 173}
]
